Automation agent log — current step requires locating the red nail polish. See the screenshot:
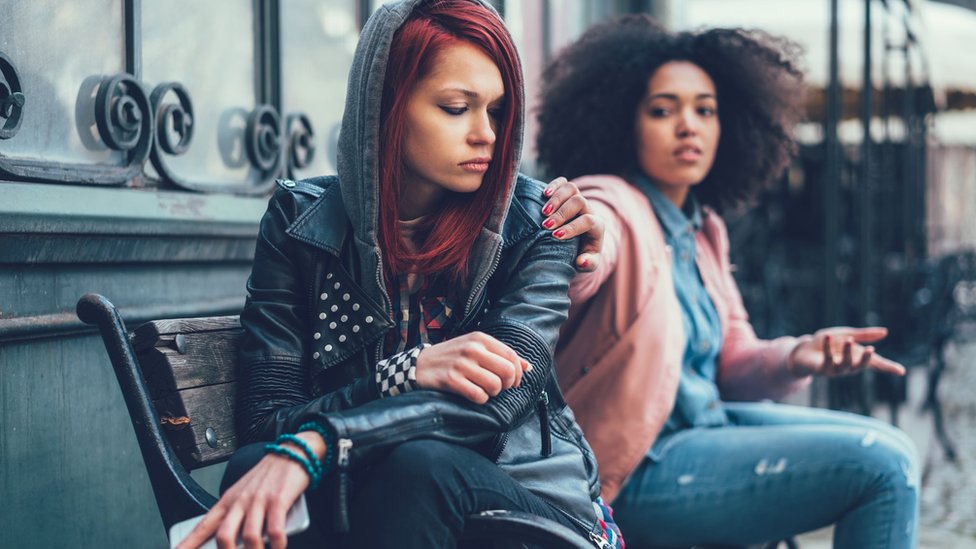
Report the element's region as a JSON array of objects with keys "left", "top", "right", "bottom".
[
  {"left": 554, "top": 229, "right": 566, "bottom": 239},
  {"left": 580, "top": 259, "right": 589, "bottom": 268},
  {"left": 542, "top": 204, "right": 553, "bottom": 216},
  {"left": 544, "top": 187, "right": 554, "bottom": 197},
  {"left": 542, "top": 219, "right": 554, "bottom": 229}
]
